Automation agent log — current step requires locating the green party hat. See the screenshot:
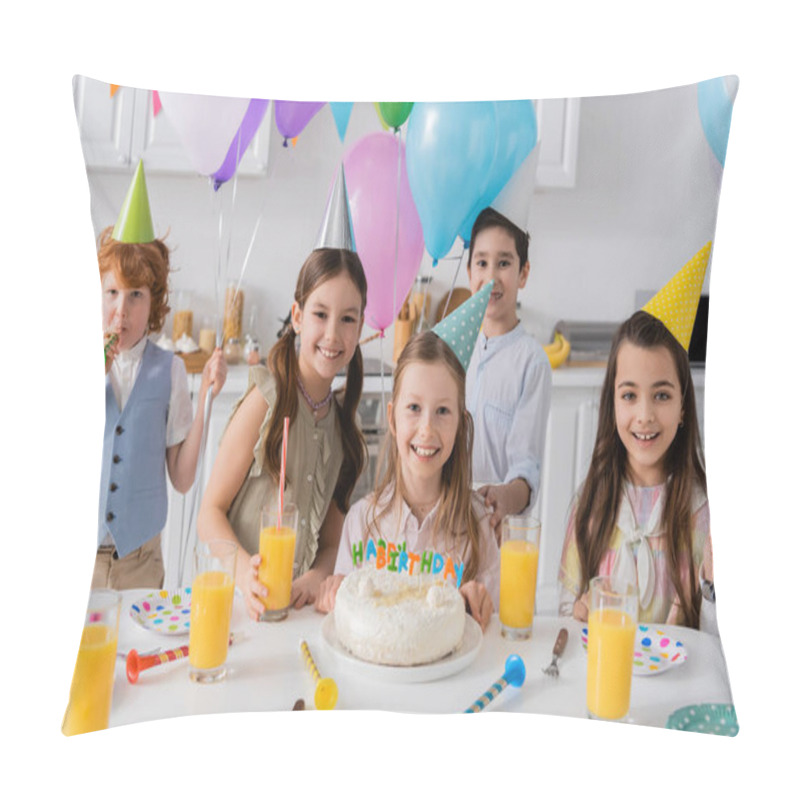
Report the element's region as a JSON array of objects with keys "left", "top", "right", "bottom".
[
  {"left": 431, "top": 280, "right": 494, "bottom": 372},
  {"left": 112, "top": 159, "right": 155, "bottom": 243},
  {"left": 642, "top": 242, "right": 711, "bottom": 351}
]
